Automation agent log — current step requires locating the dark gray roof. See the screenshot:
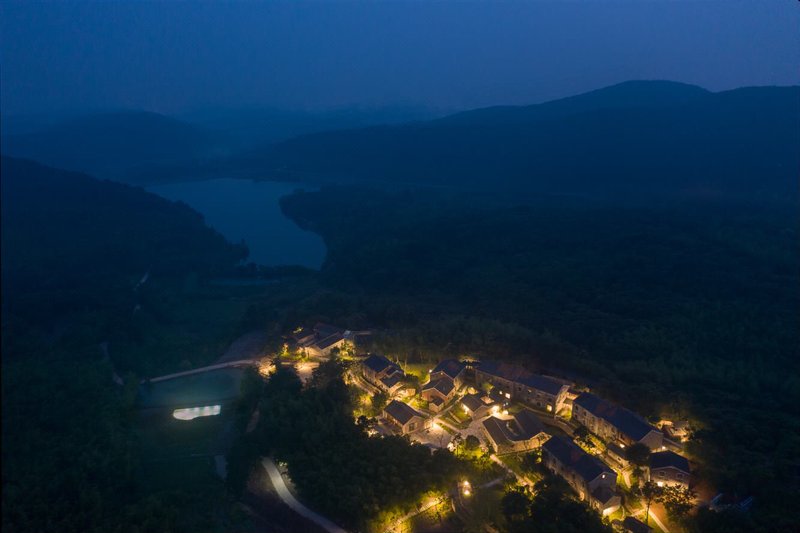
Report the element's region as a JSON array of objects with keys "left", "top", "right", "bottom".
[
  {"left": 316, "top": 332, "right": 344, "bottom": 349},
  {"left": 574, "top": 393, "right": 658, "bottom": 442},
  {"left": 314, "top": 322, "right": 343, "bottom": 339},
  {"left": 482, "top": 417, "right": 510, "bottom": 445},
  {"left": 431, "top": 359, "right": 465, "bottom": 380},
  {"left": 622, "top": 516, "right": 653, "bottom": 533},
  {"left": 519, "top": 374, "right": 565, "bottom": 396},
  {"left": 461, "top": 393, "right": 486, "bottom": 412},
  {"left": 650, "top": 450, "right": 690, "bottom": 473},
  {"left": 483, "top": 411, "right": 546, "bottom": 446},
  {"left": 384, "top": 400, "right": 423, "bottom": 425},
  {"left": 543, "top": 436, "right": 613, "bottom": 484},
  {"left": 513, "top": 409, "right": 546, "bottom": 439},
  {"left": 380, "top": 374, "right": 403, "bottom": 389},
  {"left": 422, "top": 377, "right": 454, "bottom": 396},
  {"left": 363, "top": 354, "right": 398, "bottom": 374},
  {"left": 476, "top": 361, "right": 531, "bottom": 382},
  {"left": 591, "top": 485, "right": 618, "bottom": 506},
  {"left": 291, "top": 327, "right": 314, "bottom": 343}
]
